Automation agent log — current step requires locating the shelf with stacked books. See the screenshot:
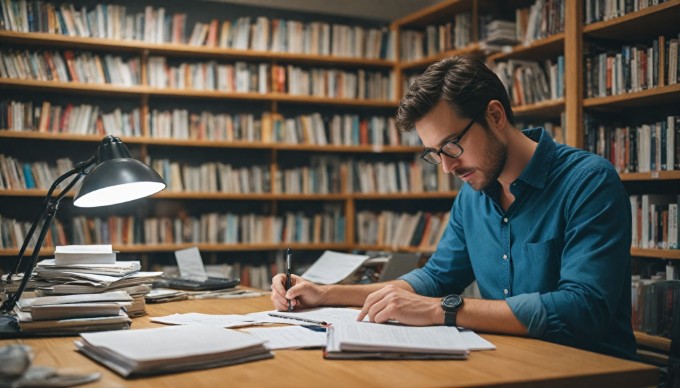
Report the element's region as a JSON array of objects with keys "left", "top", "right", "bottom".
[
  {"left": 397, "top": 44, "right": 482, "bottom": 72},
  {"left": 581, "top": 1, "right": 680, "bottom": 357},
  {"left": 0, "top": 30, "right": 397, "bottom": 68},
  {"left": 0, "top": 78, "right": 400, "bottom": 108},
  {"left": 487, "top": 32, "right": 565, "bottom": 62}
]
